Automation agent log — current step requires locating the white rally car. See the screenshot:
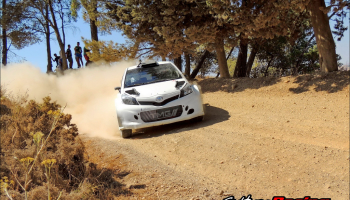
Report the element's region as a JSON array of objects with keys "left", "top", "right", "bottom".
[{"left": 115, "top": 61, "right": 204, "bottom": 138}]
